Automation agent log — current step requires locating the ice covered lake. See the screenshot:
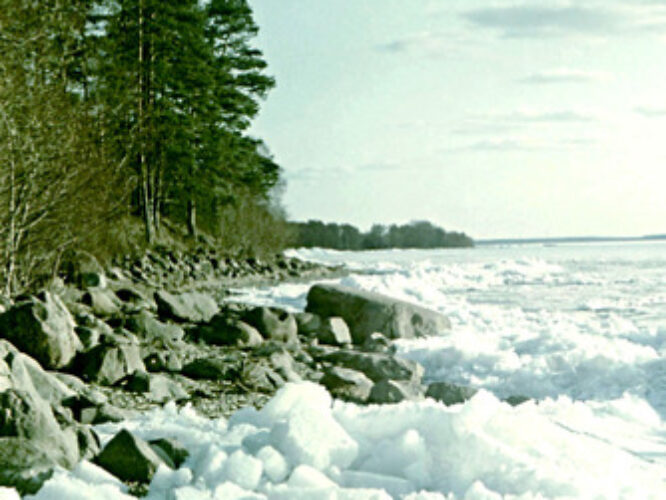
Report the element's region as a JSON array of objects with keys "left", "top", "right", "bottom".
[{"left": 23, "top": 241, "right": 666, "bottom": 499}]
